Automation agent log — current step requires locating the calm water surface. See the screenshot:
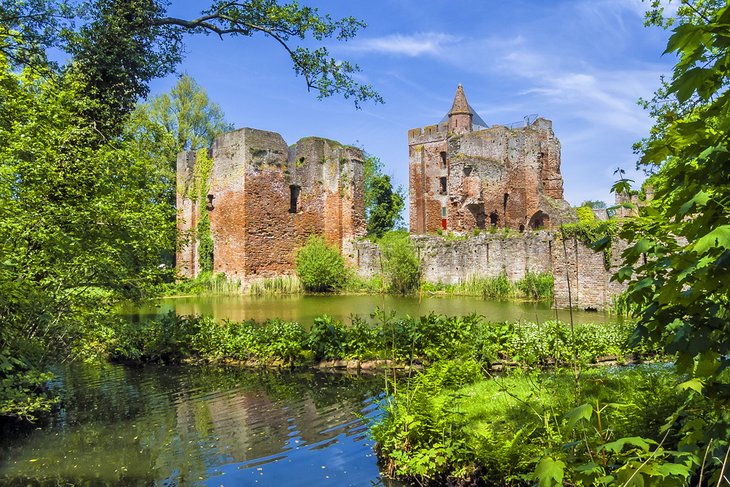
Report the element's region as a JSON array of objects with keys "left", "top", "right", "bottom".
[
  {"left": 138, "top": 294, "right": 611, "bottom": 326},
  {"left": 1, "top": 296, "right": 613, "bottom": 486},
  {"left": 0, "top": 364, "right": 395, "bottom": 486}
]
